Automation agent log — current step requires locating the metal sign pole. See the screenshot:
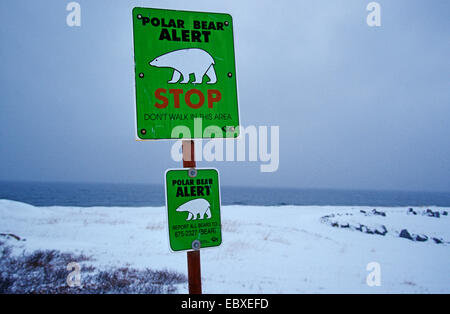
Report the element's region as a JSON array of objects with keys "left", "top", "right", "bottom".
[{"left": 182, "top": 140, "right": 202, "bottom": 294}]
